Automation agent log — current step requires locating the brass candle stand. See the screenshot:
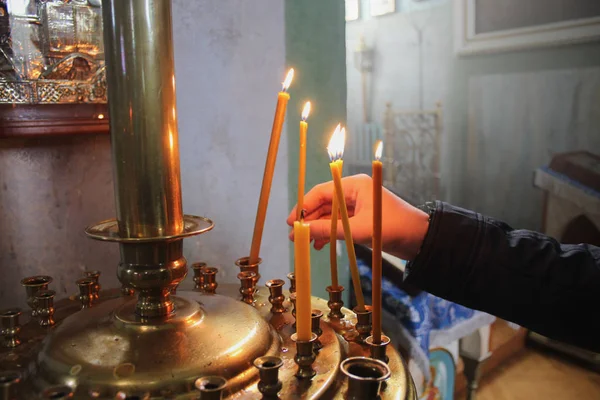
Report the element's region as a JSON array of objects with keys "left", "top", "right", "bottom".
[
  {"left": 287, "top": 272, "right": 296, "bottom": 294},
  {"left": 366, "top": 335, "right": 391, "bottom": 364},
  {"left": 326, "top": 285, "right": 345, "bottom": 319},
  {"left": 254, "top": 356, "right": 284, "bottom": 398},
  {"left": 291, "top": 333, "right": 318, "bottom": 379},
  {"left": 266, "top": 279, "right": 286, "bottom": 313},
  {"left": 0, "top": 0, "right": 416, "bottom": 398},
  {"left": 311, "top": 309, "right": 324, "bottom": 352},
  {"left": 340, "top": 357, "right": 391, "bottom": 399},
  {"left": 238, "top": 271, "right": 257, "bottom": 304},
  {"left": 192, "top": 262, "right": 207, "bottom": 290},
  {"left": 354, "top": 305, "right": 373, "bottom": 343}
]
